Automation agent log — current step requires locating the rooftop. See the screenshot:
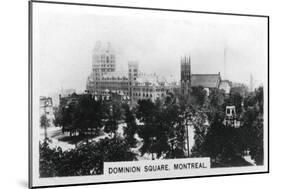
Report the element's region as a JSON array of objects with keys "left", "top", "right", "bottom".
[{"left": 191, "top": 73, "right": 221, "bottom": 88}]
